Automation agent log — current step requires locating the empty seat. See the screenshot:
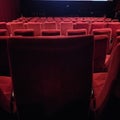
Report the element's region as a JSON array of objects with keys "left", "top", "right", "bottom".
[
  {"left": 8, "top": 35, "right": 94, "bottom": 120},
  {"left": 0, "top": 76, "right": 12, "bottom": 112},
  {"left": 93, "top": 35, "right": 108, "bottom": 72},
  {"left": 62, "top": 17, "right": 71, "bottom": 22},
  {"left": 116, "top": 29, "right": 120, "bottom": 37},
  {"left": 110, "top": 35, "right": 120, "bottom": 51},
  {"left": 92, "top": 28, "right": 112, "bottom": 54},
  {"left": 0, "top": 22, "right": 8, "bottom": 29},
  {"left": 25, "top": 22, "right": 41, "bottom": 36},
  {"left": 0, "top": 37, "right": 14, "bottom": 113},
  {"left": 0, "top": 36, "right": 10, "bottom": 76},
  {"left": 107, "top": 22, "right": 120, "bottom": 42},
  {"left": 46, "top": 17, "right": 54, "bottom": 22},
  {"left": 60, "top": 22, "right": 73, "bottom": 36},
  {"left": 111, "top": 19, "right": 119, "bottom": 22},
  {"left": 92, "top": 28, "right": 112, "bottom": 39},
  {"left": 73, "top": 22, "right": 90, "bottom": 34},
  {"left": 66, "top": 29, "right": 87, "bottom": 36},
  {"left": 13, "top": 29, "right": 34, "bottom": 36},
  {"left": 0, "top": 29, "right": 9, "bottom": 36},
  {"left": 91, "top": 43, "right": 120, "bottom": 119},
  {"left": 7, "top": 22, "right": 24, "bottom": 36},
  {"left": 43, "top": 22, "right": 57, "bottom": 29},
  {"left": 41, "top": 29, "right": 60, "bottom": 36},
  {"left": 90, "top": 22, "right": 107, "bottom": 34}
]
